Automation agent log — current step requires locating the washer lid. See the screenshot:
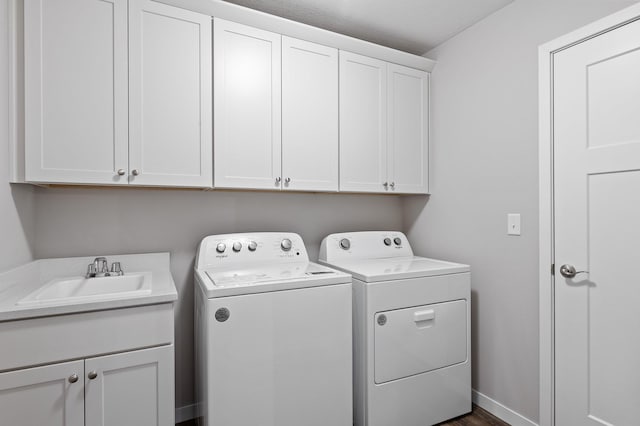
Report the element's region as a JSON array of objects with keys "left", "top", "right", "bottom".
[
  {"left": 320, "top": 256, "right": 469, "bottom": 283},
  {"left": 197, "top": 262, "right": 351, "bottom": 298}
]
